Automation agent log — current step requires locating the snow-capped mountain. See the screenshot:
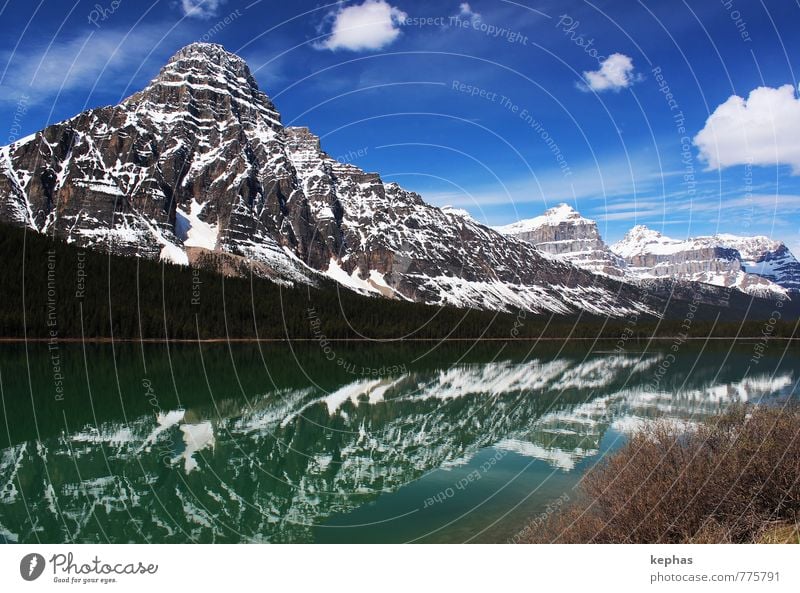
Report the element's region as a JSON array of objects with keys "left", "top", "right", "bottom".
[
  {"left": 714, "top": 234, "right": 800, "bottom": 292},
  {"left": 494, "top": 203, "right": 628, "bottom": 278},
  {"left": 0, "top": 43, "right": 315, "bottom": 285},
  {"left": 0, "top": 43, "right": 655, "bottom": 317},
  {"left": 611, "top": 226, "right": 798, "bottom": 296},
  {"left": 495, "top": 203, "right": 798, "bottom": 298}
]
